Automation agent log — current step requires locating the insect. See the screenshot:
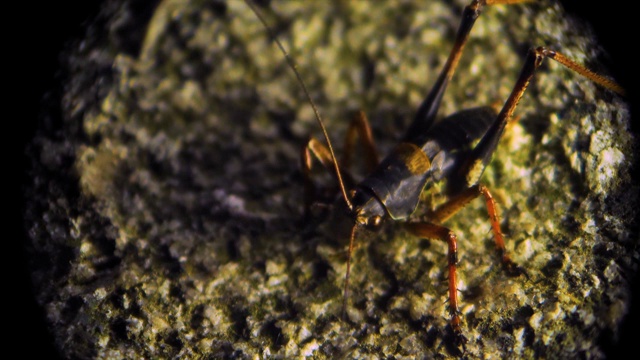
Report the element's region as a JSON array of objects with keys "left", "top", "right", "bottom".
[{"left": 246, "top": 0, "right": 625, "bottom": 348}]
